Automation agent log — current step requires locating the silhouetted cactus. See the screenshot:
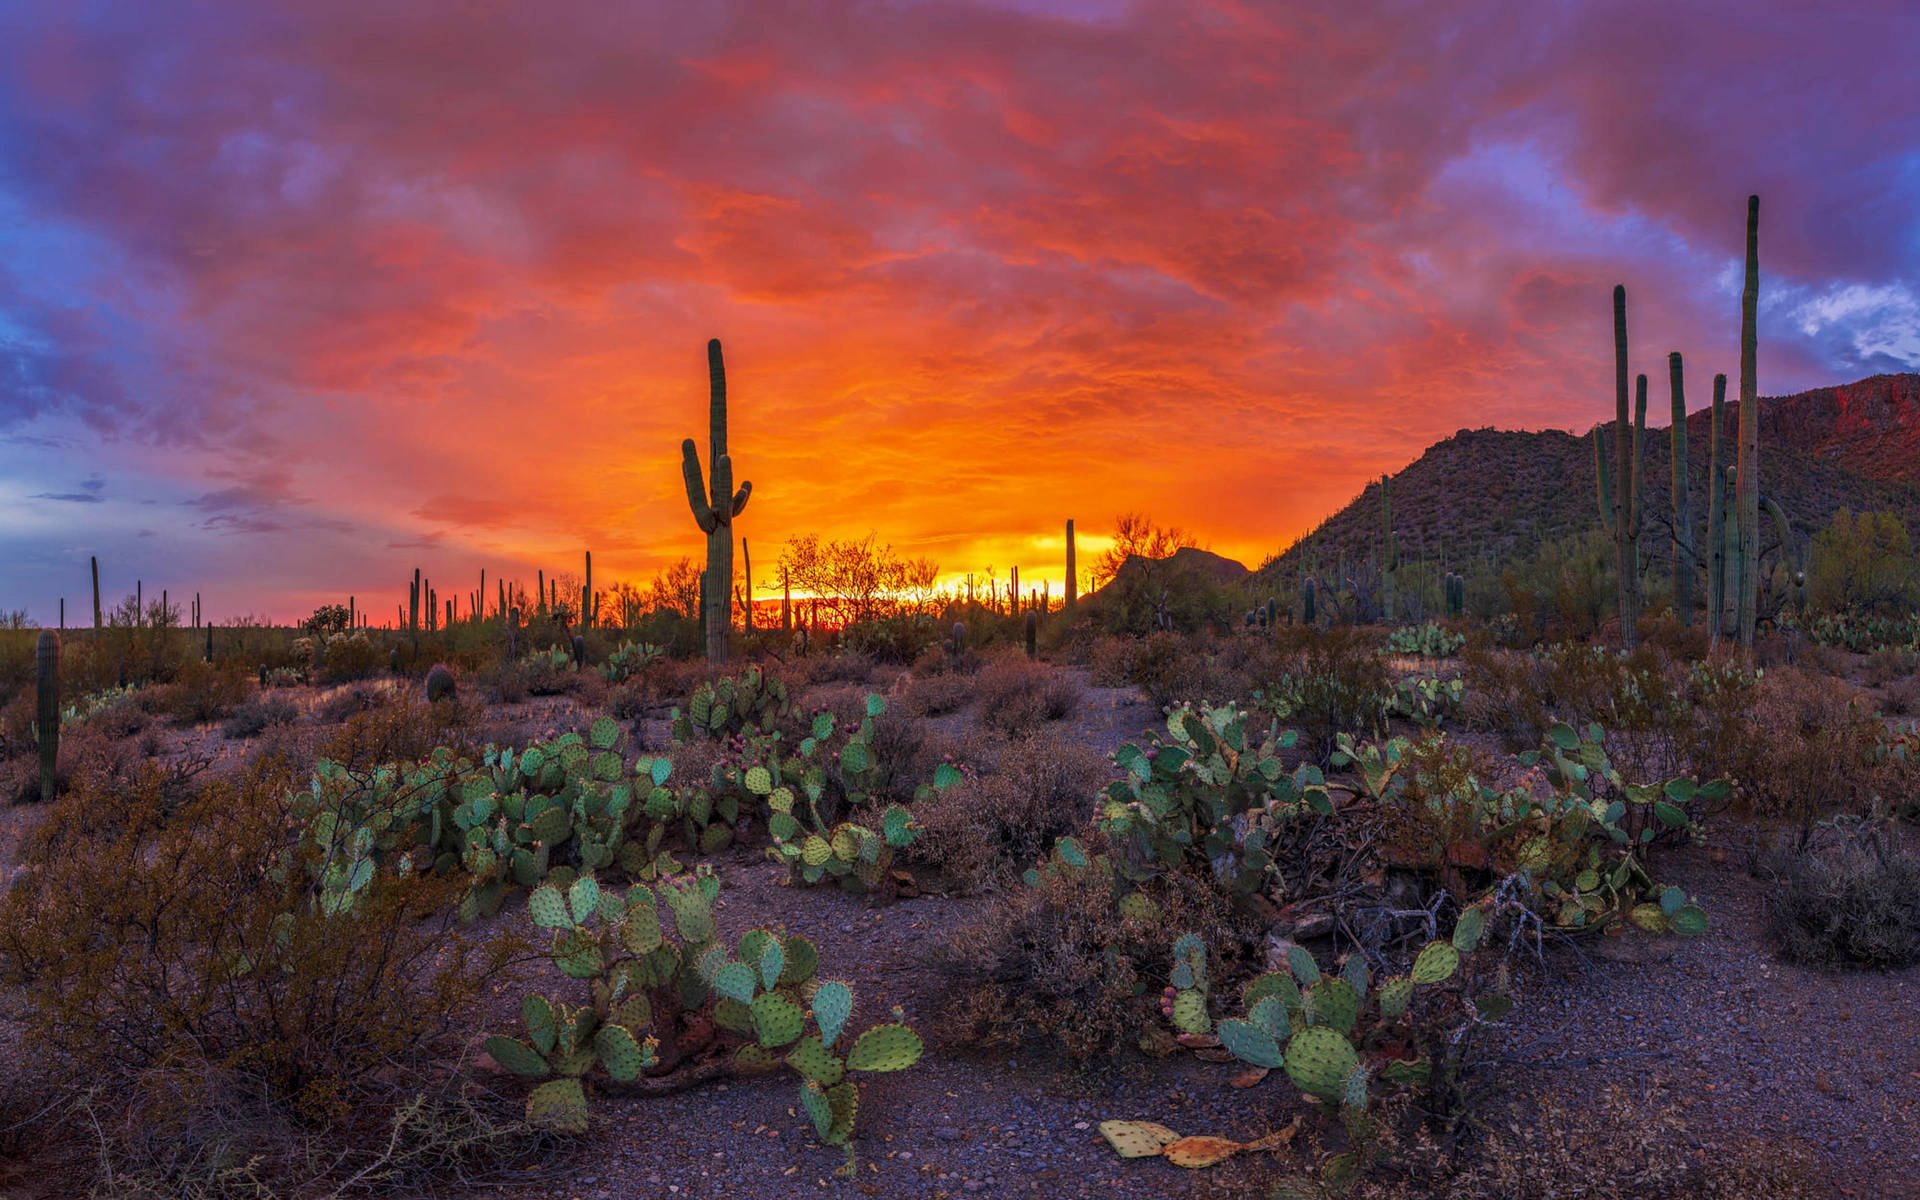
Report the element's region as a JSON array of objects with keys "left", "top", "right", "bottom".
[
  {"left": 682, "top": 339, "right": 752, "bottom": 665},
  {"left": 1303, "top": 576, "right": 1317, "bottom": 626},
  {"left": 1024, "top": 609, "right": 1038, "bottom": 659},
  {"left": 1736, "top": 195, "right": 1761, "bottom": 654},
  {"left": 91, "top": 556, "right": 101, "bottom": 629},
  {"left": 1707, "top": 372, "right": 1729, "bottom": 644},
  {"left": 425, "top": 663, "right": 456, "bottom": 704},
  {"left": 572, "top": 635, "right": 586, "bottom": 667},
  {"left": 1669, "top": 352, "right": 1695, "bottom": 627},
  {"left": 36, "top": 630, "right": 59, "bottom": 804},
  {"left": 1065, "top": 519, "right": 1077, "bottom": 608}
]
